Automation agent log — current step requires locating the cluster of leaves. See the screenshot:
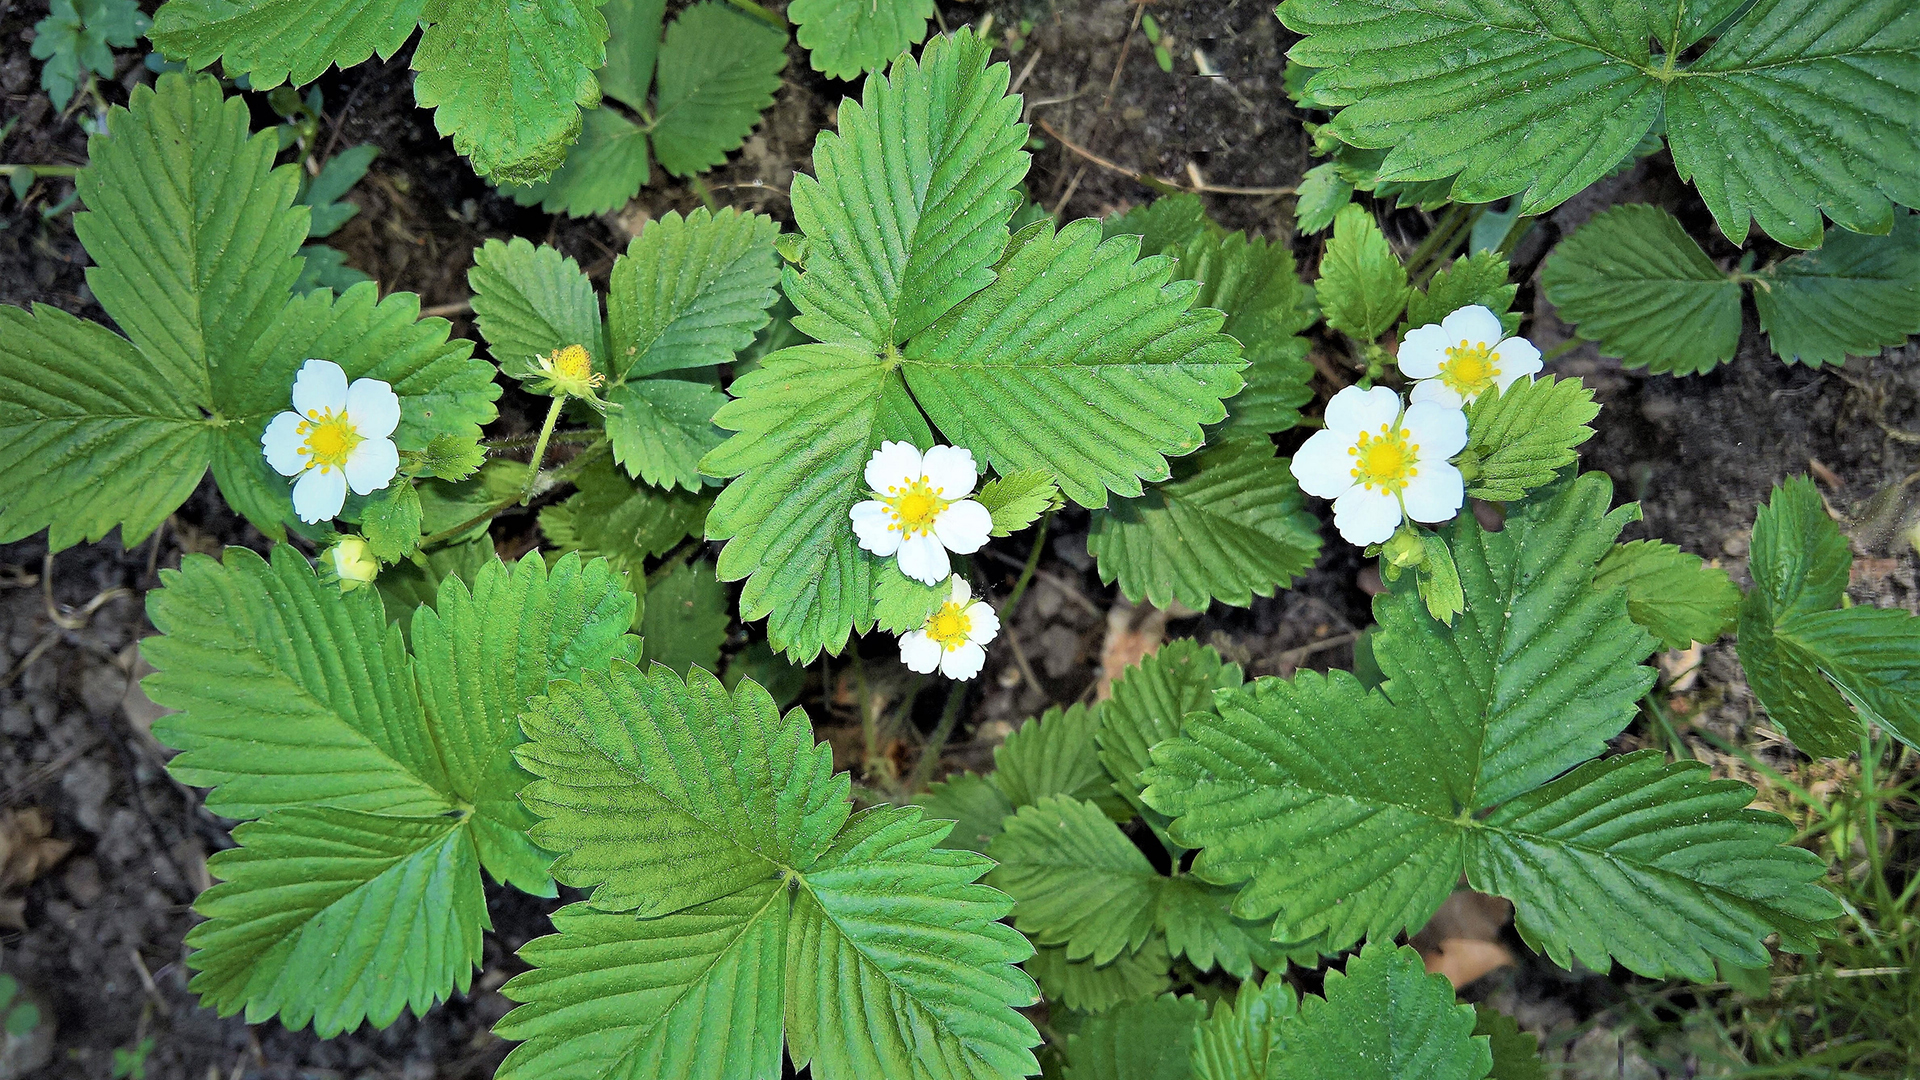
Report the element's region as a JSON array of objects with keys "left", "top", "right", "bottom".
[
  {"left": 31, "top": 0, "right": 149, "bottom": 109},
  {"left": 292, "top": 143, "right": 379, "bottom": 296},
  {"left": 0, "top": 73, "right": 498, "bottom": 552},
  {"left": 1543, "top": 205, "right": 1920, "bottom": 374}
]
